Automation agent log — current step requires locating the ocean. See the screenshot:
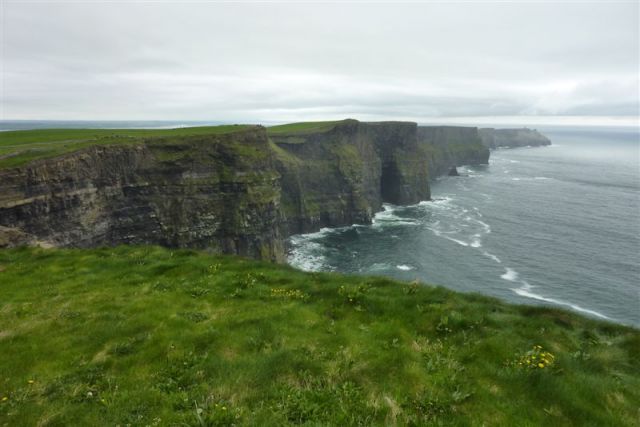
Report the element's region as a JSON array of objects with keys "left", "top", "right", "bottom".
[
  {"left": 289, "top": 126, "right": 640, "bottom": 327},
  {"left": 2, "top": 121, "right": 638, "bottom": 326}
]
